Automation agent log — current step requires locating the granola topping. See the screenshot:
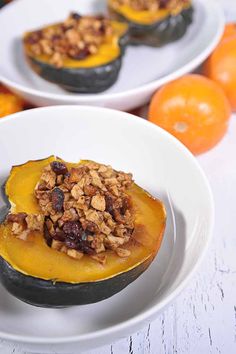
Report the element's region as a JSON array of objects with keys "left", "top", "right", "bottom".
[
  {"left": 6, "top": 160, "right": 135, "bottom": 263},
  {"left": 112, "top": 0, "right": 190, "bottom": 12},
  {"left": 24, "top": 13, "right": 115, "bottom": 68}
]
